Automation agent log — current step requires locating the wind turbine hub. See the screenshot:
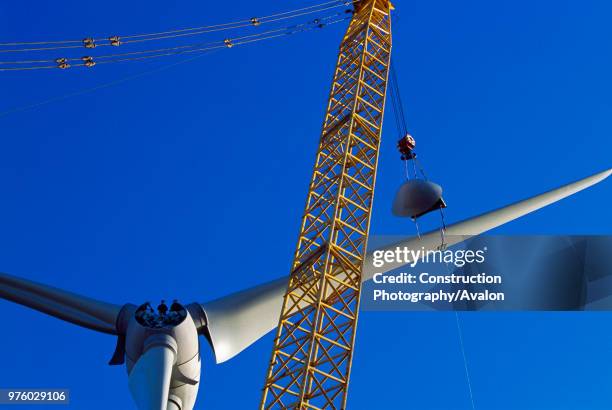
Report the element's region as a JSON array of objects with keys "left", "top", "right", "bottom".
[
  {"left": 116, "top": 303, "right": 203, "bottom": 410},
  {"left": 135, "top": 301, "right": 188, "bottom": 329}
]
